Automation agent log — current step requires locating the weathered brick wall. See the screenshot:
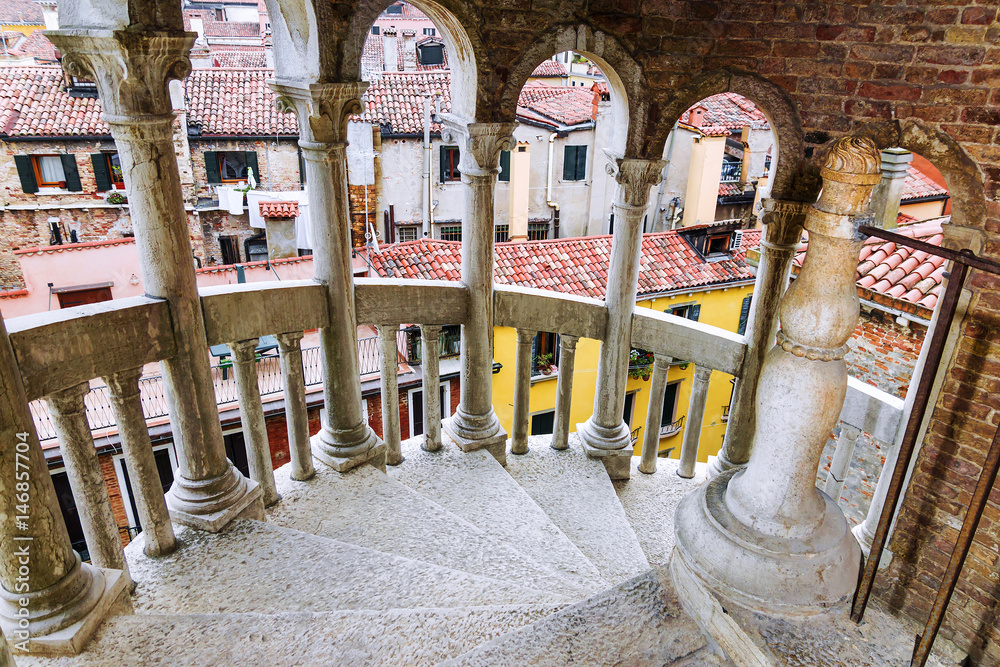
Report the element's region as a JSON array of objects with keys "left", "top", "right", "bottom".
[
  {"left": 188, "top": 139, "right": 302, "bottom": 202},
  {"left": 198, "top": 209, "right": 258, "bottom": 266},
  {"left": 348, "top": 184, "right": 377, "bottom": 249},
  {"left": 847, "top": 309, "right": 927, "bottom": 399}
]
